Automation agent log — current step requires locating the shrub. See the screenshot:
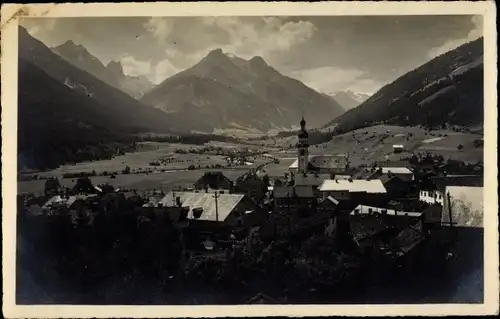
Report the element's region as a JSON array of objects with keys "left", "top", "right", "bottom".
[{"left": 473, "top": 139, "right": 484, "bottom": 148}]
